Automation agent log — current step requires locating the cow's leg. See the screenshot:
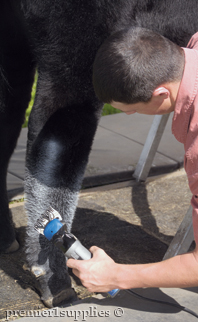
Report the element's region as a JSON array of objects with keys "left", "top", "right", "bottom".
[
  {"left": 0, "top": 1, "right": 35, "bottom": 253},
  {"left": 24, "top": 70, "right": 103, "bottom": 307},
  {"left": 21, "top": 0, "right": 105, "bottom": 306}
]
